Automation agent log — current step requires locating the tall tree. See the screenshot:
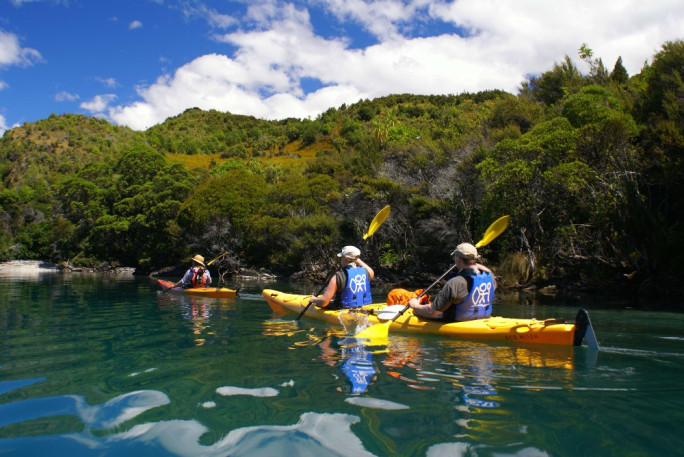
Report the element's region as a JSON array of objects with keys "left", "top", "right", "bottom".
[{"left": 611, "top": 56, "right": 629, "bottom": 84}]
